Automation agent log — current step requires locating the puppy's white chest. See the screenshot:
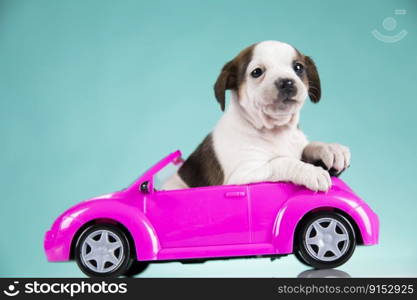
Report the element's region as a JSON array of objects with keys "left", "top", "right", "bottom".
[
  {"left": 213, "top": 123, "right": 308, "bottom": 181},
  {"left": 267, "top": 129, "right": 307, "bottom": 159}
]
